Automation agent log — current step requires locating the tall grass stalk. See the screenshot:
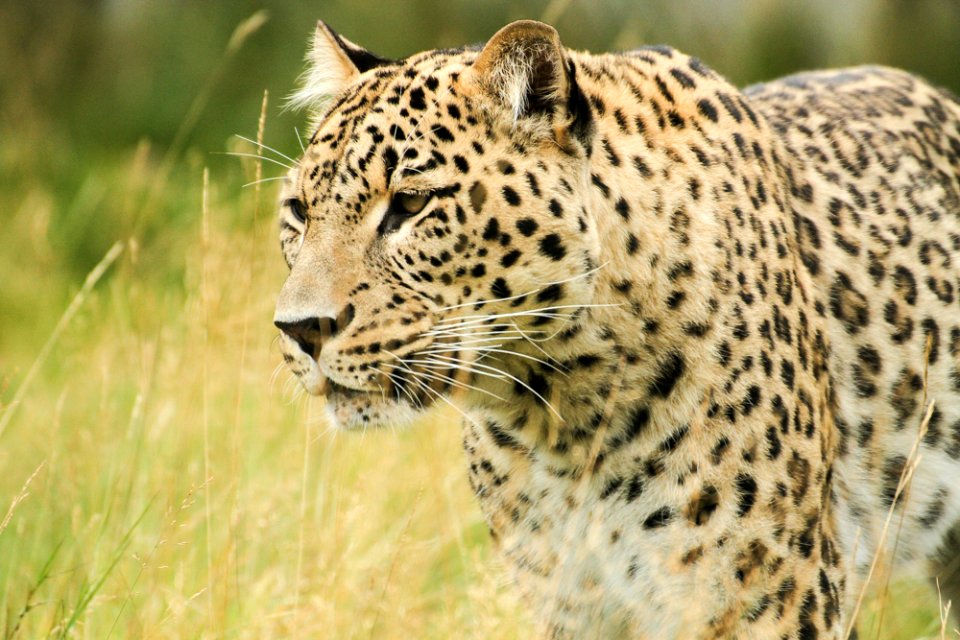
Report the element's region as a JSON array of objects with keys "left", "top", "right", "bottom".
[
  {"left": 228, "top": 88, "right": 271, "bottom": 629},
  {"left": 0, "top": 462, "right": 45, "bottom": 540},
  {"left": 0, "top": 242, "right": 123, "bottom": 440},
  {"left": 131, "top": 10, "right": 269, "bottom": 235},
  {"left": 293, "top": 400, "right": 311, "bottom": 636},
  {"left": 200, "top": 166, "right": 215, "bottom": 632},
  {"left": 843, "top": 338, "right": 936, "bottom": 639}
]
